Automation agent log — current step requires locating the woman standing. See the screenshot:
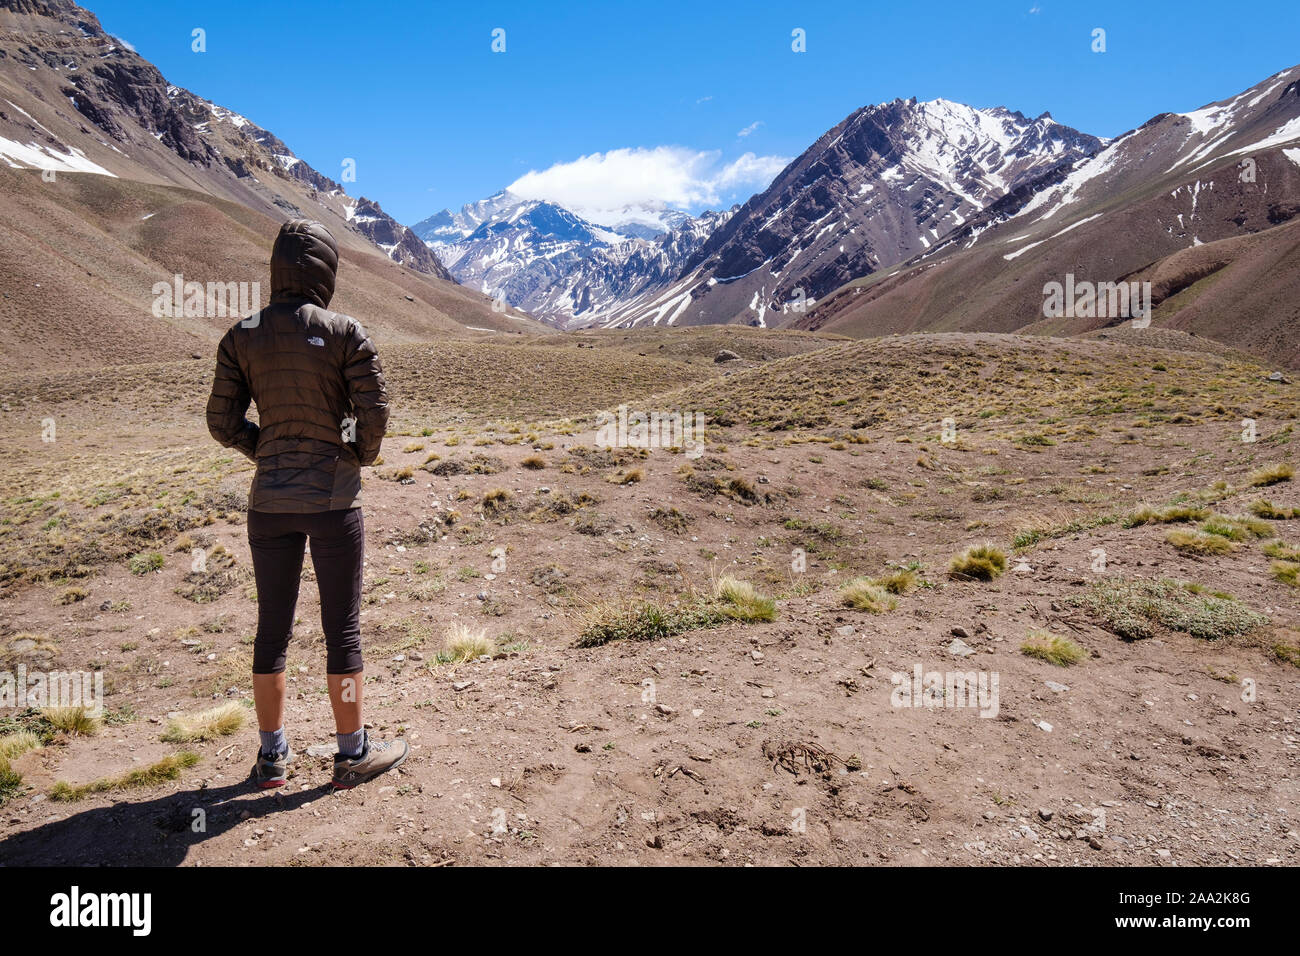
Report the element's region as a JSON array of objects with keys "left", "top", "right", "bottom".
[{"left": 206, "top": 219, "right": 408, "bottom": 790}]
